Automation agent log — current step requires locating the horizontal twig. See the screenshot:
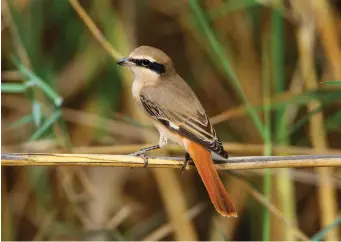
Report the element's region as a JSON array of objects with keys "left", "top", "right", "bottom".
[
  {"left": 69, "top": 143, "right": 341, "bottom": 155},
  {"left": 1, "top": 153, "right": 341, "bottom": 170},
  {"left": 3, "top": 141, "right": 341, "bottom": 156}
]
